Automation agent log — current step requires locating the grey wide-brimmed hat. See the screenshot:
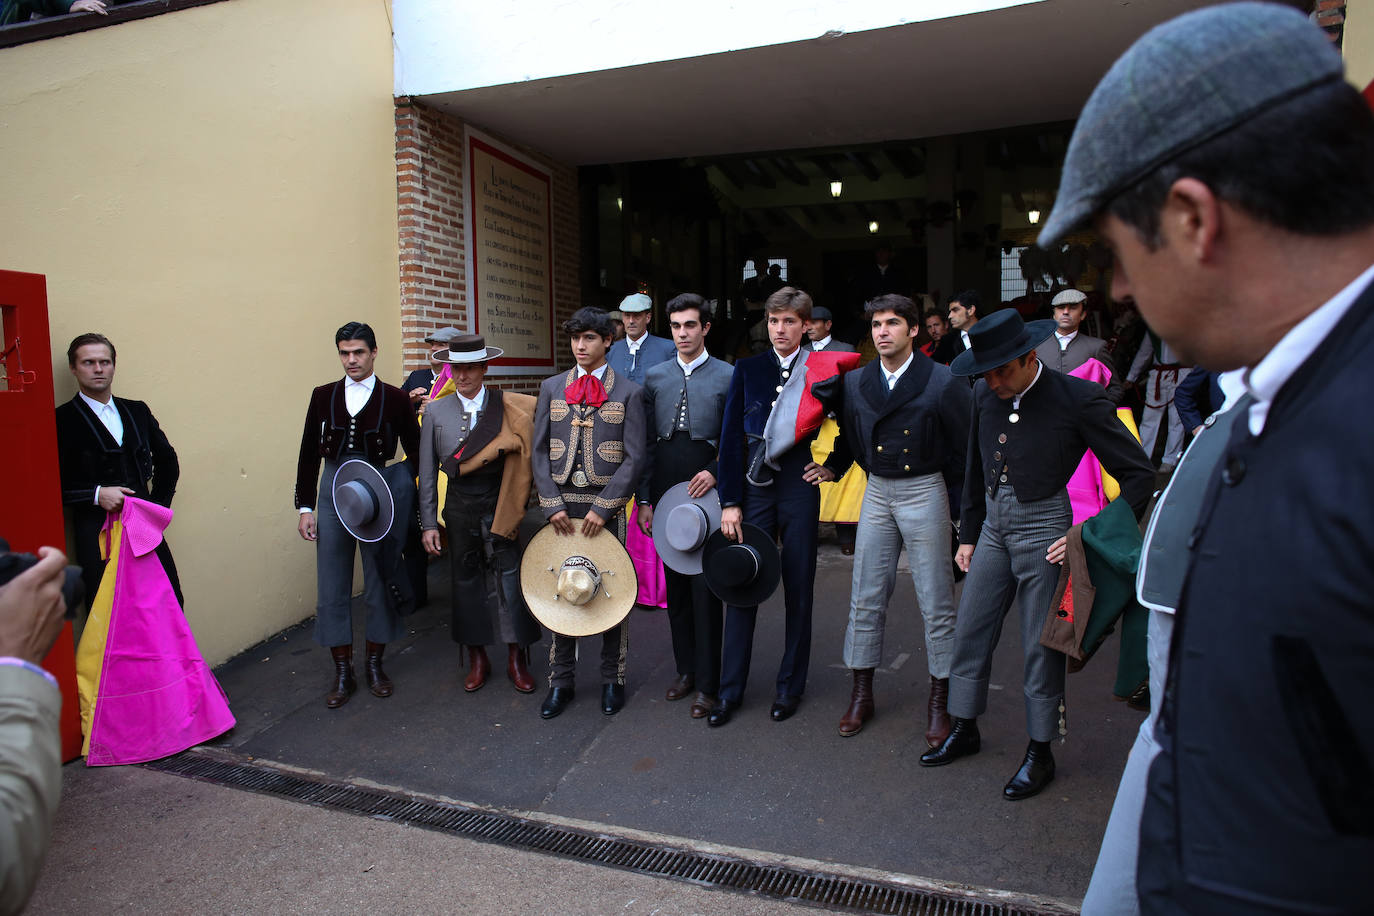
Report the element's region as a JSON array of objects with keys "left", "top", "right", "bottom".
[
  {"left": 438, "top": 333, "right": 504, "bottom": 363},
  {"left": 949, "top": 310, "right": 1057, "bottom": 377},
  {"left": 332, "top": 459, "right": 395, "bottom": 543},
  {"left": 424, "top": 326, "right": 463, "bottom": 344},
  {"left": 1039, "top": 2, "right": 1344, "bottom": 247},
  {"left": 652, "top": 482, "right": 723, "bottom": 575}
]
